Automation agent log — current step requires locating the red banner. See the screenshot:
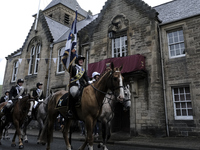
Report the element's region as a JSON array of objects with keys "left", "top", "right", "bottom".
[{"left": 88, "top": 54, "right": 145, "bottom": 78}]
